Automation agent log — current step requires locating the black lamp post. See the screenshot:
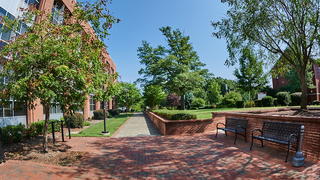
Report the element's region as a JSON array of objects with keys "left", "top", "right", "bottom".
[{"left": 101, "top": 100, "right": 109, "bottom": 135}]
